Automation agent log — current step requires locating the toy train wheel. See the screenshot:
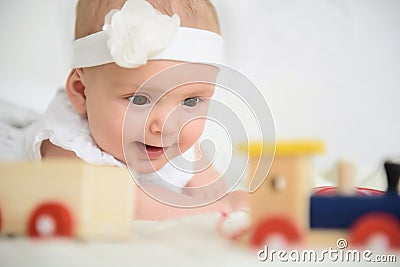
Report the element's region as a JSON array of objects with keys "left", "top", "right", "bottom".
[
  {"left": 250, "top": 216, "right": 302, "bottom": 247},
  {"left": 27, "top": 202, "right": 73, "bottom": 238},
  {"left": 350, "top": 212, "right": 400, "bottom": 249}
]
